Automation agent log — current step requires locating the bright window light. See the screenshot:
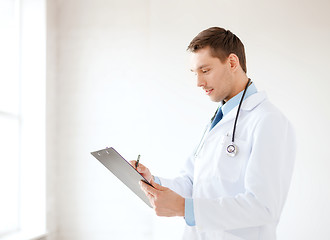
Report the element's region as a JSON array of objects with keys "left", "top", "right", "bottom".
[
  {"left": 0, "top": 0, "right": 20, "bottom": 236},
  {"left": 0, "top": 0, "right": 46, "bottom": 239},
  {"left": 0, "top": 0, "right": 19, "bottom": 114},
  {"left": 0, "top": 117, "right": 20, "bottom": 235}
]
